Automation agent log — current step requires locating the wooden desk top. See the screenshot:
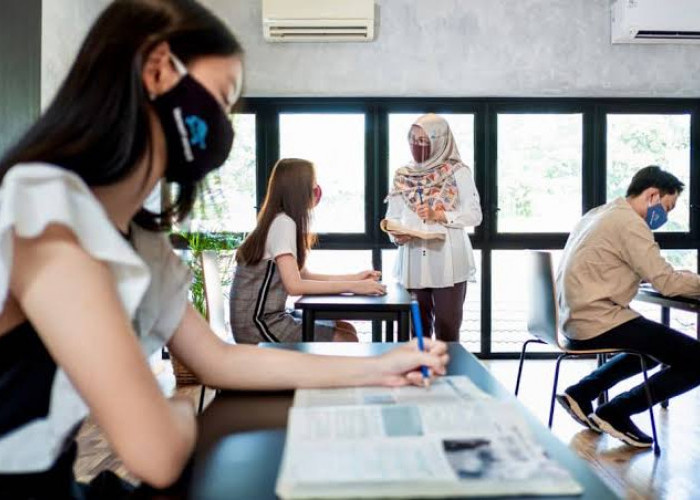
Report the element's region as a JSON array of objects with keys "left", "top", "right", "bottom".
[
  {"left": 294, "top": 281, "right": 412, "bottom": 312},
  {"left": 187, "top": 343, "right": 617, "bottom": 499}
]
